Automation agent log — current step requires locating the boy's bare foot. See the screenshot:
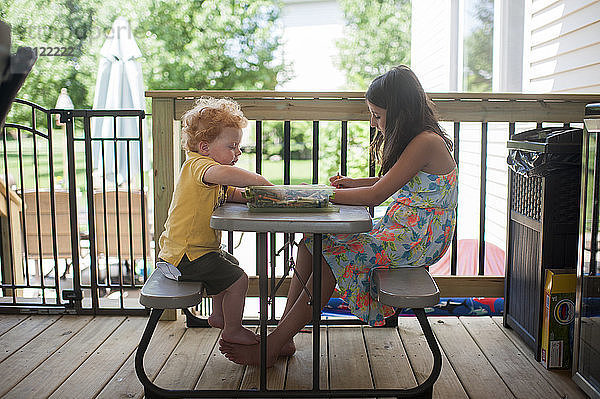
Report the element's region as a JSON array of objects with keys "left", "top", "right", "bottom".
[
  {"left": 221, "top": 326, "right": 260, "bottom": 345},
  {"left": 219, "top": 339, "right": 279, "bottom": 368},
  {"left": 207, "top": 314, "right": 224, "bottom": 329}
]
